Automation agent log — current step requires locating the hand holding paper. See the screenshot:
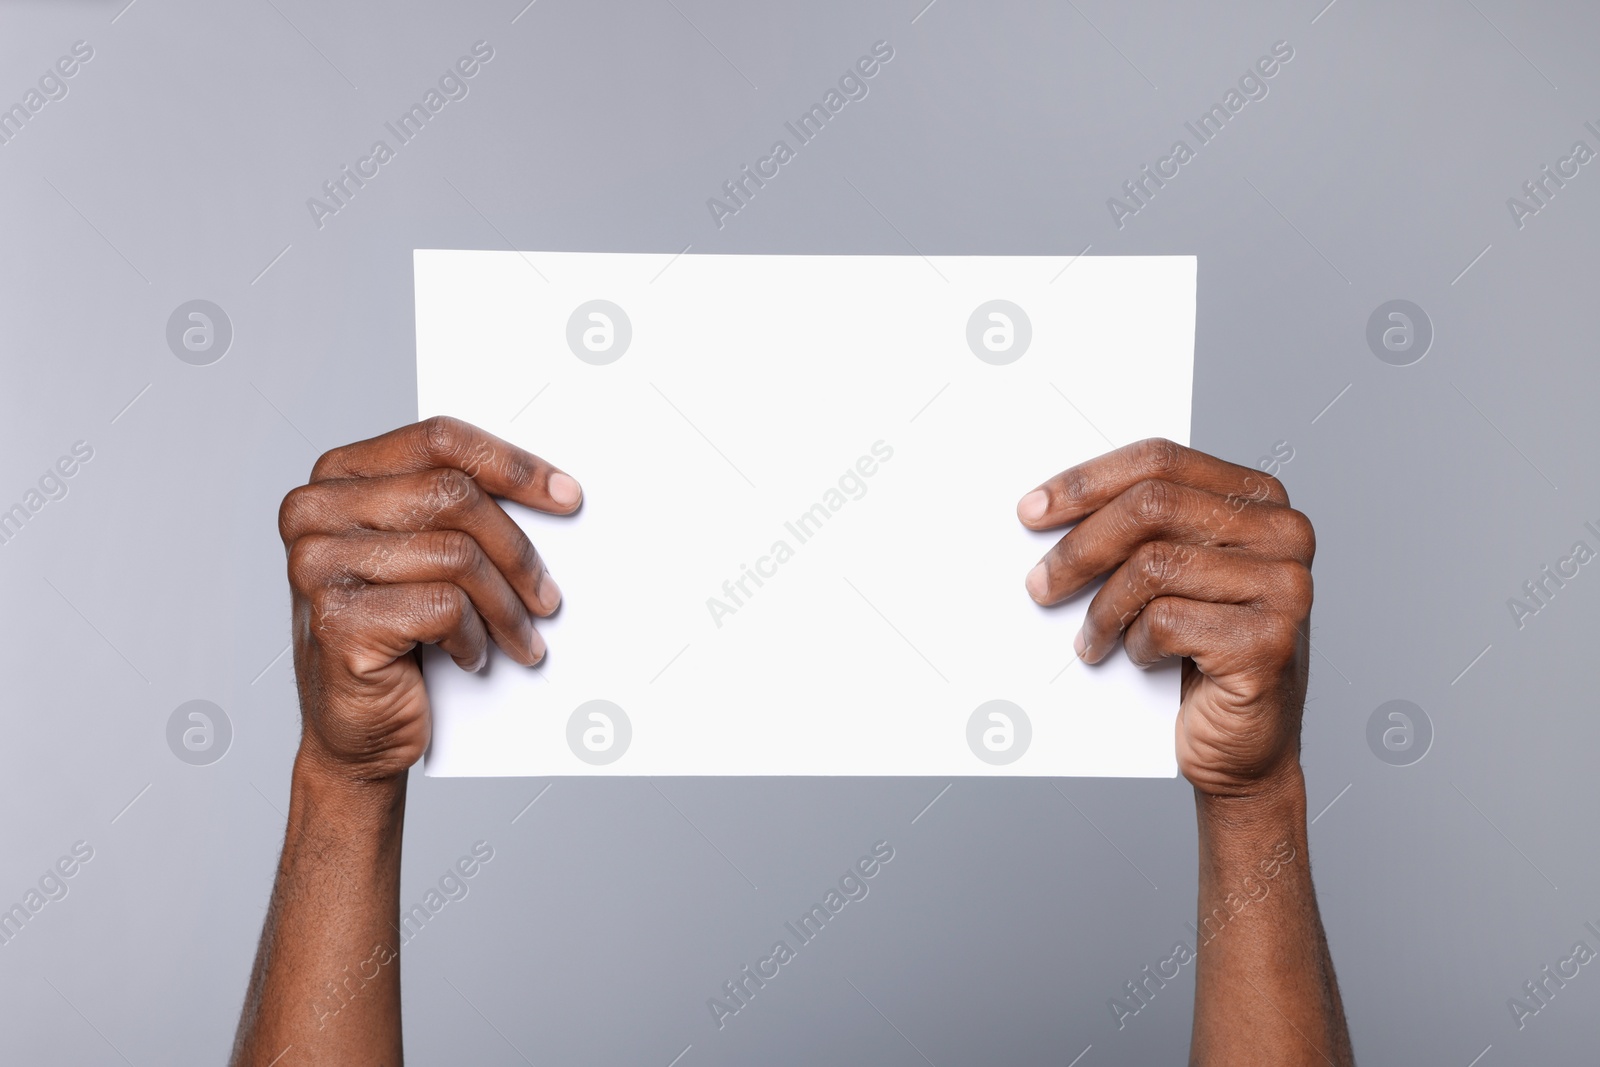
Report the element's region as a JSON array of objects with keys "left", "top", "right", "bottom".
[
  {"left": 1017, "top": 439, "right": 1316, "bottom": 795},
  {"left": 276, "top": 418, "right": 580, "bottom": 782}
]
